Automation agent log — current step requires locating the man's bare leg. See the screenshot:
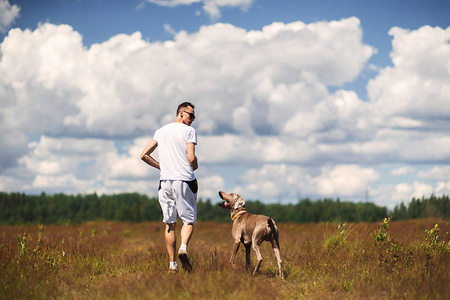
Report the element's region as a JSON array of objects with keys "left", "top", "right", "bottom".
[
  {"left": 178, "top": 223, "right": 194, "bottom": 271},
  {"left": 165, "top": 223, "right": 177, "bottom": 268},
  {"left": 180, "top": 223, "right": 194, "bottom": 246}
]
